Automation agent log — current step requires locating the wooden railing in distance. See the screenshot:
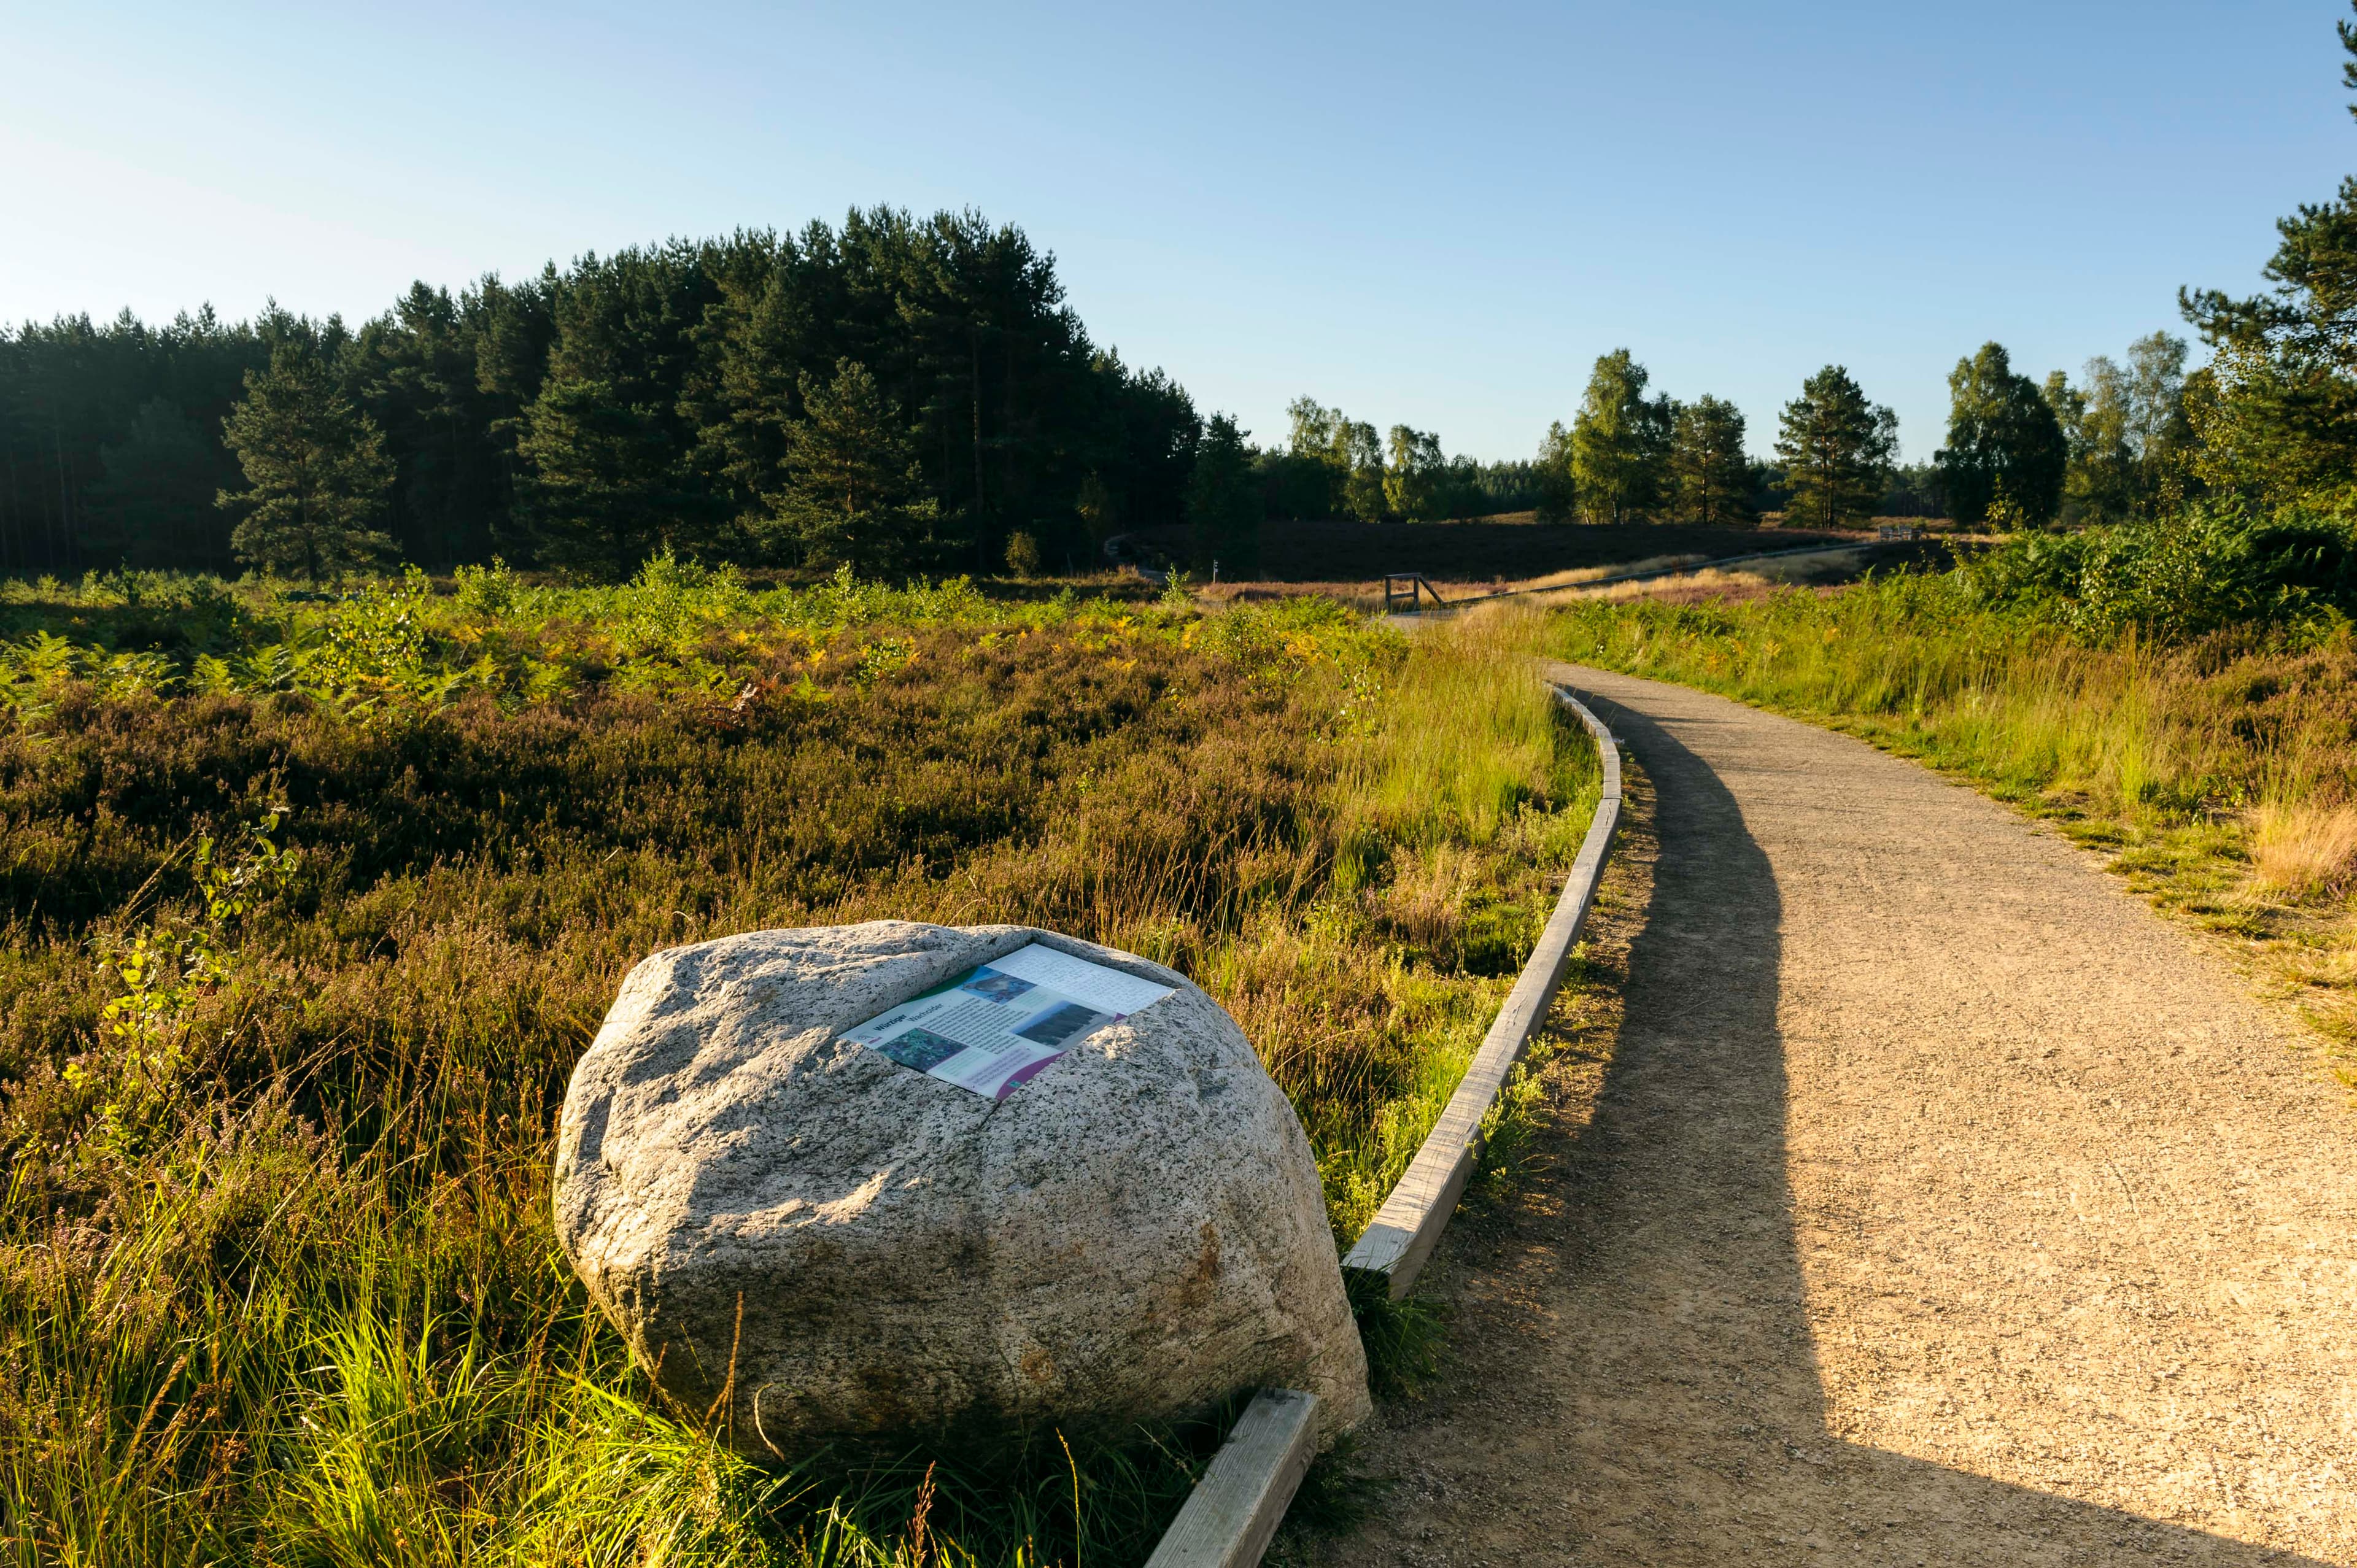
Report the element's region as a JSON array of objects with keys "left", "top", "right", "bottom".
[
  {"left": 1146, "top": 683, "right": 1624, "bottom": 1566},
  {"left": 1382, "top": 573, "right": 1448, "bottom": 614}
]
